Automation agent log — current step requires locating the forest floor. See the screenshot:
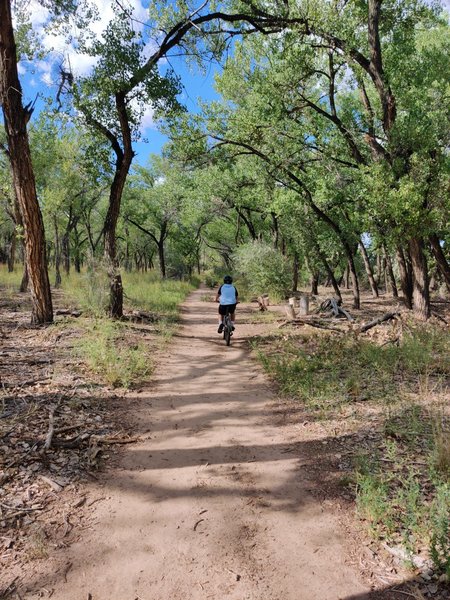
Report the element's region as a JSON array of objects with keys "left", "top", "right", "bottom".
[{"left": 0, "top": 285, "right": 449, "bottom": 600}]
